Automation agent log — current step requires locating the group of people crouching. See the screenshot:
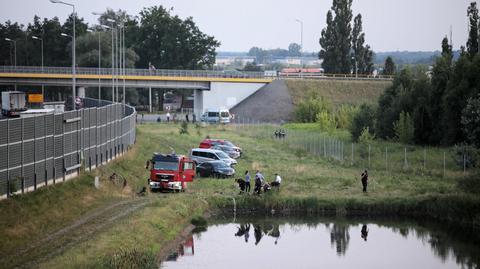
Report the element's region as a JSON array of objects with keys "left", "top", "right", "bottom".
[{"left": 235, "top": 170, "right": 282, "bottom": 194}]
